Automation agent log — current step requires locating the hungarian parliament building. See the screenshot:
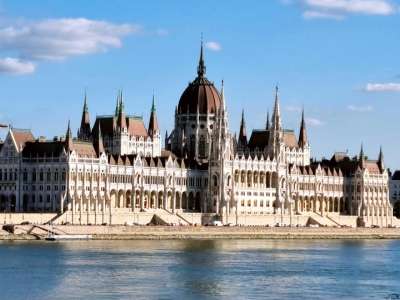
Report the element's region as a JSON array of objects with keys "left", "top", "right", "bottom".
[{"left": 0, "top": 43, "right": 397, "bottom": 227}]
